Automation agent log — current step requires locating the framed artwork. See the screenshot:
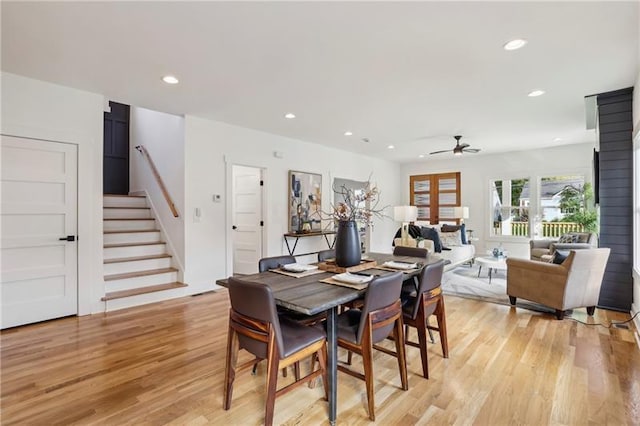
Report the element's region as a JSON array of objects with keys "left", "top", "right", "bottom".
[{"left": 288, "top": 170, "right": 322, "bottom": 233}]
